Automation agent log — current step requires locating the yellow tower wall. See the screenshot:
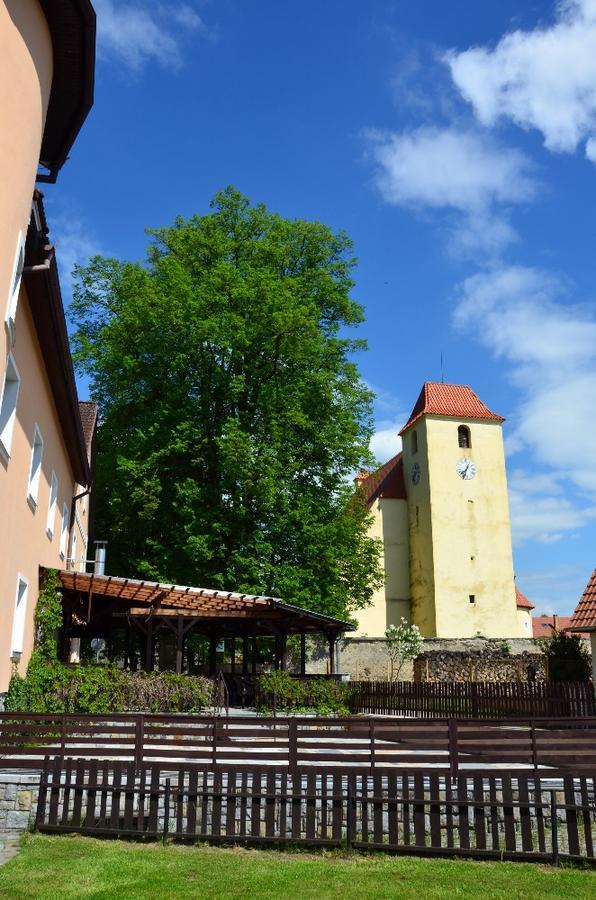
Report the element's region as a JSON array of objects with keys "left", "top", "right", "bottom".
[
  {"left": 401, "top": 423, "right": 437, "bottom": 635},
  {"left": 424, "top": 416, "right": 518, "bottom": 638},
  {"left": 353, "top": 497, "right": 410, "bottom": 637}
]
